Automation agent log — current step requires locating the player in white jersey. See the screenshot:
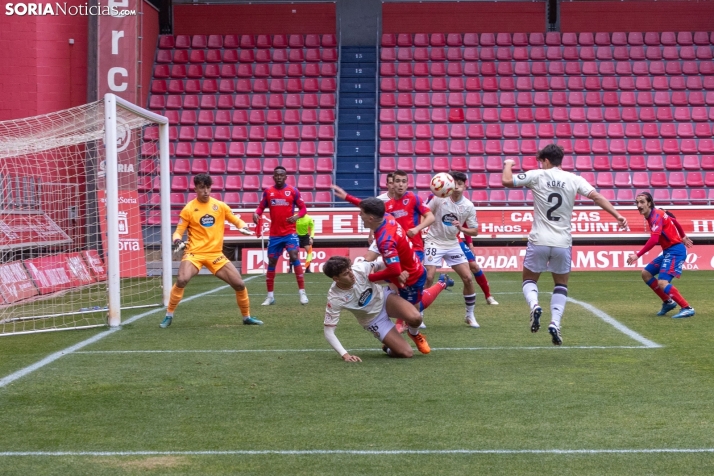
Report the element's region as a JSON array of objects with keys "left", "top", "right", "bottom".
[
  {"left": 322, "top": 256, "right": 430, "bottom": 361},
  {"left": 423, "top": 172, "right": 481, "bottom": 328},
  {"left": 366, "top": 173, "right": 396, "bottom": 261},
  {"left": 502, "top": 144, "right": 628, "bottom": 345}
]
